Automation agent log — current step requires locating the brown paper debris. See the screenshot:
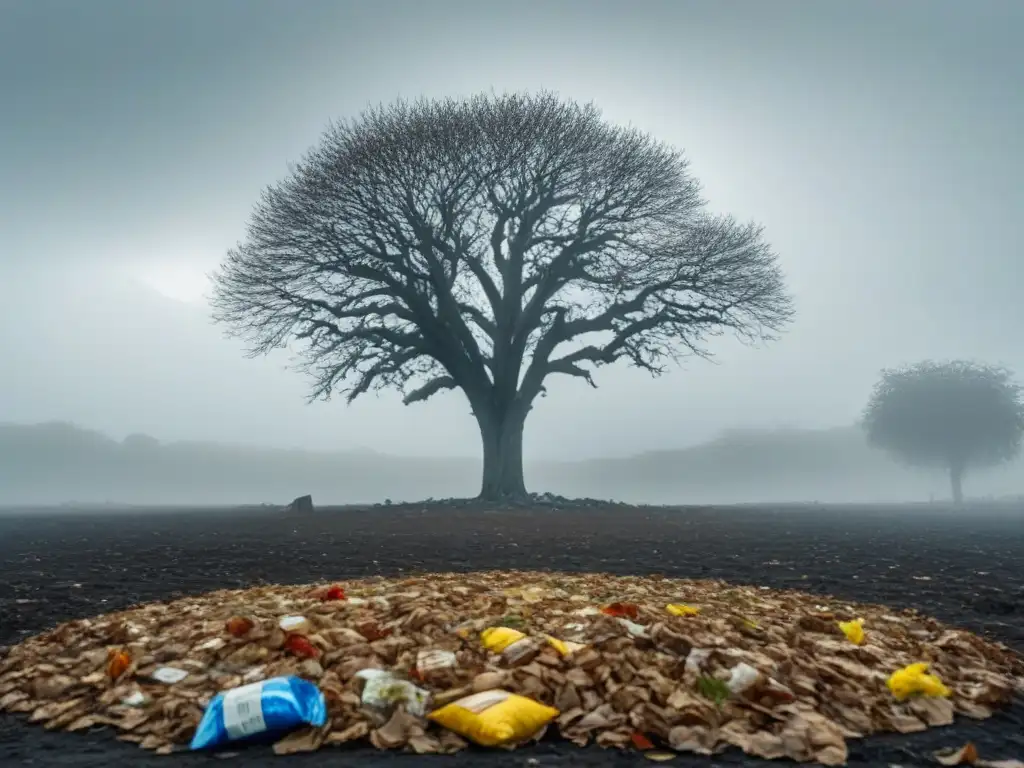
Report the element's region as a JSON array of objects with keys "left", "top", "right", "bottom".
[{"left": 0, "top": 571, "right": 1022, "bottom": 761}]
